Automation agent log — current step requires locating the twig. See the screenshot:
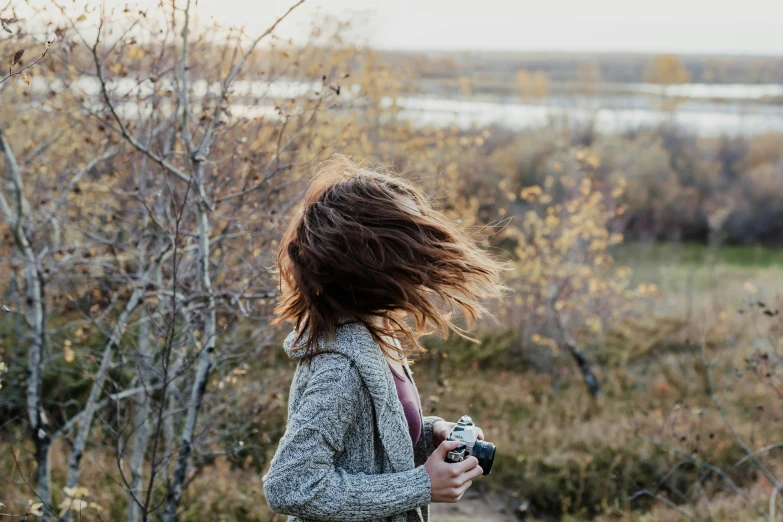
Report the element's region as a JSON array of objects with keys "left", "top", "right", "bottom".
[
  {"left": 197, "top": 0, "right": 306, "bottom": 156},
  {"left": 700, "top": 334, "right": 782, "bottom": 493},
  {"left": 735, "top": 443, "right": 783, "bottom": 468},
  {"left": 0, "top": 44, "right": 51, "bottom": 85},
  {"left": 90, "top": 17, "right": 191, "bottom": 184},
  {"left": 625, "top": 489, "right": 698, "bottom": 522},
  {"left": 7, "top": 443, "right": 55, "bottom": 518},
  {"left": 640, "top": 436, "right": 769, "bottom": 520},
  {"left": 20, "top": 130, "right": 65, "bottom": 166}
]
